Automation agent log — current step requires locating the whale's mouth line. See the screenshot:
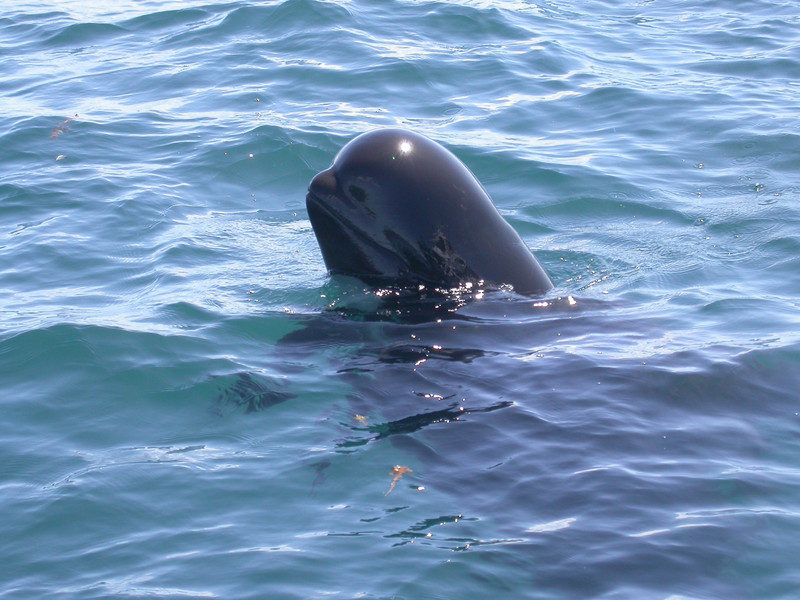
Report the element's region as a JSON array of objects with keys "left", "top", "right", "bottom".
[
  {"left": 306, "top": 191, "right": 472, "bottom": 290},
  {"left": 305, "top": 190, "right": 379, "bottom": 250},
  {"left": 306, "top": 190, "right": 411, "bottom": 280}
]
